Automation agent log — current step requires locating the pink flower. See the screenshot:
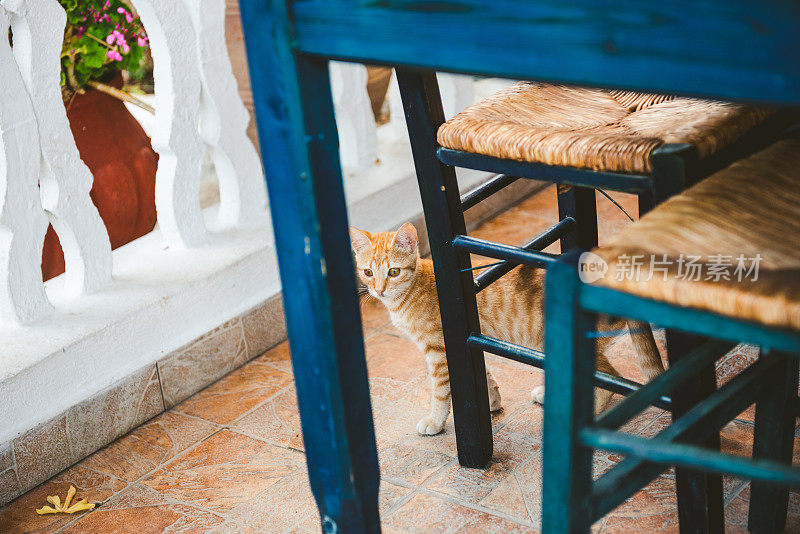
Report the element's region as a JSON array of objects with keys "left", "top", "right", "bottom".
[
  {"left": 106, "top": 33, "right": 116, "bottom": 44},
  {"left": 126, "top": 13, "right": 134, "bottom": 23},
  {"left": 137, "top": 36, "right": 147, "bottom": 47},
  {"left": 121, "top": 43, "right": 130, "bottom": 53},
  {"left": 117, "top": 7, "right": 125, "bottom": 14},
  {"left": 107, "top": 50, "right": 123, "bottom": 62}
]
